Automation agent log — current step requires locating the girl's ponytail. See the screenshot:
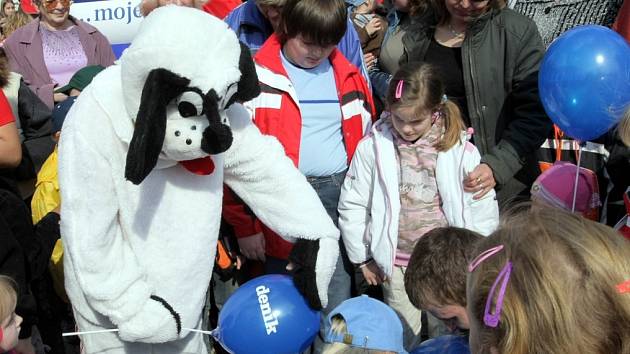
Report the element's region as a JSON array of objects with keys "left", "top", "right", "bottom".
[{"left": 435, "top": 99, "right": 466, "bottom": 151}]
